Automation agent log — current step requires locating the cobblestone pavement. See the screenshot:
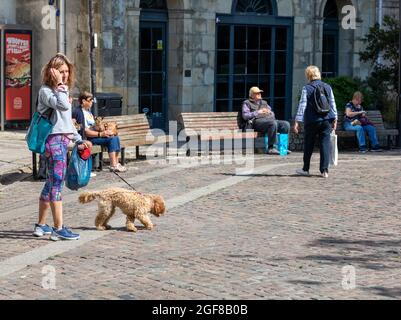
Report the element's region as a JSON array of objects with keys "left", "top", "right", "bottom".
[{"left": 0, "top": 150, "right": 401, "bottom": 300}]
